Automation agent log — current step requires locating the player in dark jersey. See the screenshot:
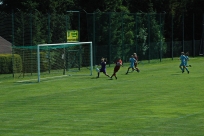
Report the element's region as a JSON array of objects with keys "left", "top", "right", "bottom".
[
  {"left": 110, "top": 58, "right": 122, "bottom": 79},
  {"left": 96, "top": 57, "right": 110, "bottom": 78}
]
